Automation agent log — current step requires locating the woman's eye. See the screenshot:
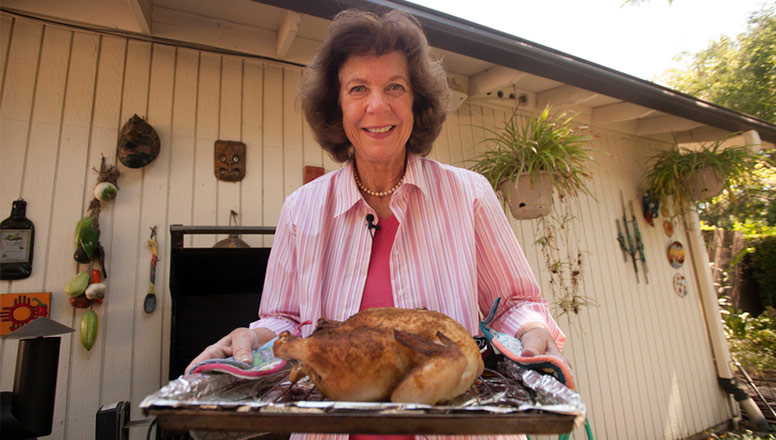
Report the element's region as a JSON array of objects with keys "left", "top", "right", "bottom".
[
  {"left": 388, "top": 83, "right": 406, "bottom": 92},
  {"left": 349, "top": 85, "right": 367, "bottom": 94}
]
